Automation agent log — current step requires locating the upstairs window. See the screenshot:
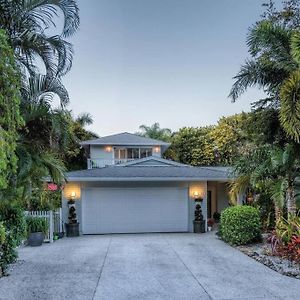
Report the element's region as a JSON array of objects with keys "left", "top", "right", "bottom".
[
  {"left": 140, "top": 148, "right": 152, "bottom": 158},
  {"left": 114, "top": 148, "right": 153, "bottom": 159}
]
